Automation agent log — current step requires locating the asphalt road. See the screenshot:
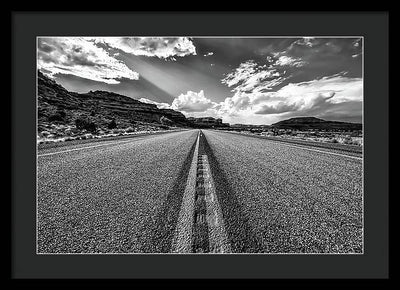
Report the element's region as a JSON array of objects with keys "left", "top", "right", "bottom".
[
  {"left": 37, "top": 129, "right": 363, "bottom": 253},
  {"left": 202, "top": 129, "right": 363, "bottom": 253},
  {"left": 37, "top": 130, "right": 198, "bottom": 253}
]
